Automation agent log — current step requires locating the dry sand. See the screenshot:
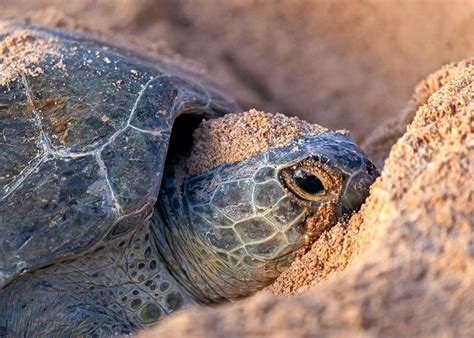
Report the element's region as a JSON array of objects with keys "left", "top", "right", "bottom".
[
  {"left": 0, "top": 27, "right": 60, "bottom": 85},
  {"left": 144, "top": 58, "right": 473, "bottom": 338},
  {"left": 0, "top": 1, "right": 473, "bottom": 337},
  {"left": 189, "top": 109, "right": 327, "bottom": 175}
]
